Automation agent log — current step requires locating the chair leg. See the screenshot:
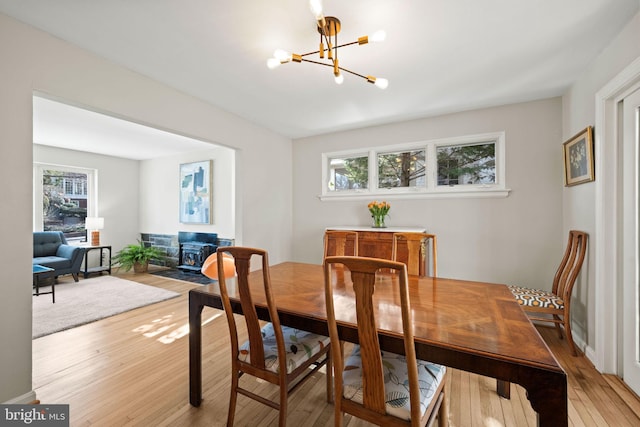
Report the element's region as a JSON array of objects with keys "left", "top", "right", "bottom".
[
  {"left": 438, "top": 387, "right": 448, "bottom": 427},
  {"left": 552, "top": 315, "right": 563, "bottom": 339},
  {"left": 326, "top": 351, "right": 333, "bottom": 403},
  {"left": 72, "top": 272, "right": 79, "bottom": 282},
  {"left": 279, "top": 384, "right": 288, "bottom": 427},
  {"left": 227, "top": 371, "right": 239, "bottom": 426},
  {"left": 335, "top": 405, "right": 343, "bottom": 427},
  {"left": 563, "top": 316, "right": 579, "bottom": 357}
]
